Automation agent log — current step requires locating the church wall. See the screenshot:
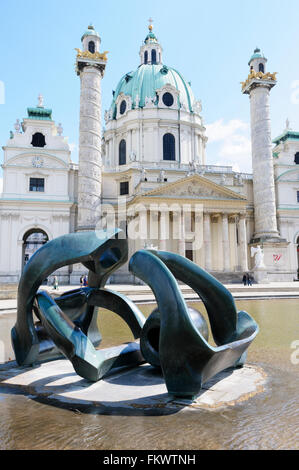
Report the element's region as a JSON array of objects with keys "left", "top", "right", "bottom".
[
  {"left": 278, "top": 215, "right": 299, "bottom": 277},
  {"left": 0, "top": 202, "right": 73, "bottom": 283},
  {"left": 2, "top": 166, "right": 70, "bottom": 202},
  {"left": 104, "top": 104, "right": 204, "bottom": 175},
  {"left": 274, "top": 141, "right": 299, "bottom": 168},
  {"left": 276, "top": 179, "right": 299, "bottom": 209}
]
